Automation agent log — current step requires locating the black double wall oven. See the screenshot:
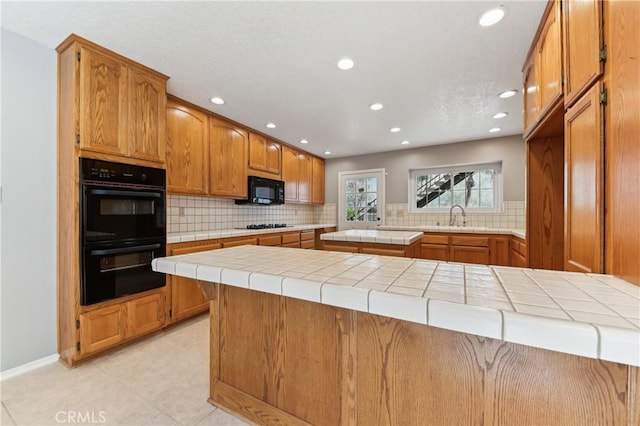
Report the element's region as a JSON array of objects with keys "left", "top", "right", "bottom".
[{"left": 80, "top": 158, "right": 166, "bottom": 306}]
